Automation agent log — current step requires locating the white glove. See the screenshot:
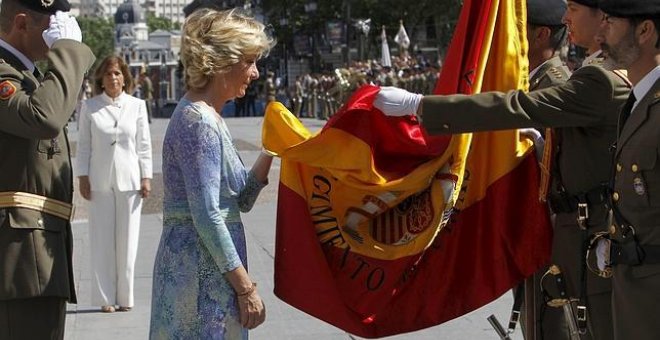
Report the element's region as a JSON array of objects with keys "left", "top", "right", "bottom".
[
  {"left": 42, "top": 11, "right": 82, "bottom": 48},
  {"left": 373, "top": 86, "right": 423, "bottom": 117}
]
